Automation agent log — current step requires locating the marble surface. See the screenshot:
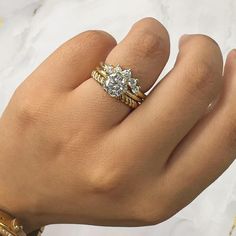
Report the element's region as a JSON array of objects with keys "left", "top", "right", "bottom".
[{"left": 0, "top": 0, "right": 236, "bottom": 235}]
